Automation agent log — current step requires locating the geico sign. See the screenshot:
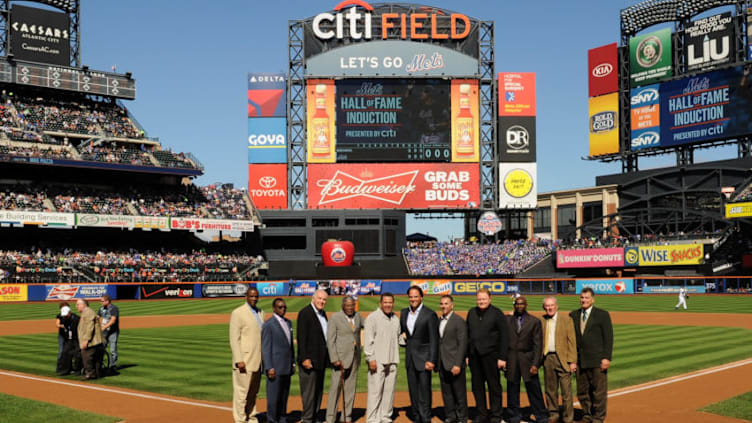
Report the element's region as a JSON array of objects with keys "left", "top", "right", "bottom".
[
  {"left": 454, "top": 281, "right": 506, "bottom": 293},
  {"left": 313, "top": 0, "right": 470, "bottom": 41}
]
